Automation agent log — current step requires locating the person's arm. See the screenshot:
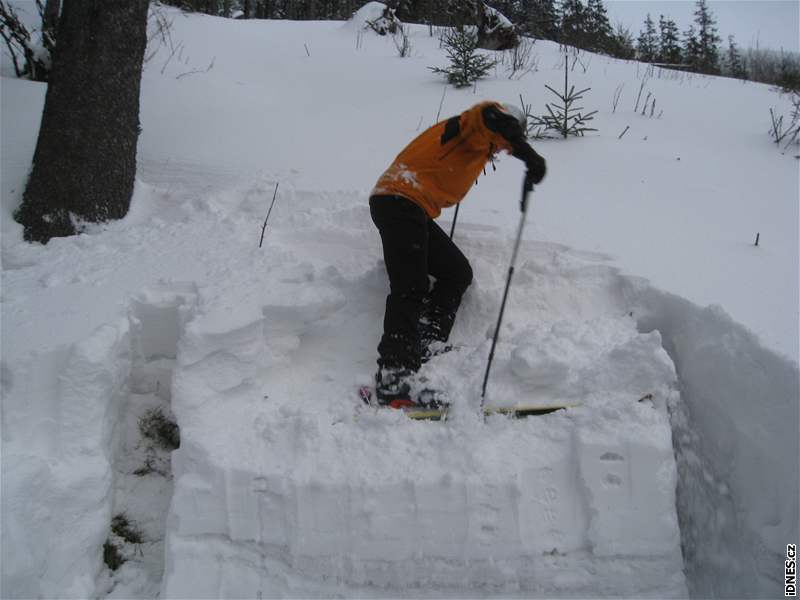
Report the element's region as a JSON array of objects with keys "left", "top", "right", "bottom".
[{"left": 481, "top": 104, "right": 546, "bottom": 185}]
